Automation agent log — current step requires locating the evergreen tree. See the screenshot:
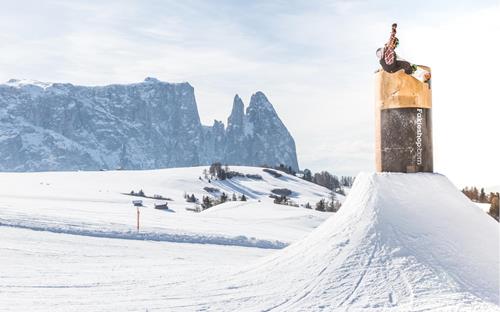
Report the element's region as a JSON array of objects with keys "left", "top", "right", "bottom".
[
  {"left": 202, "top": 196, "right": 213, "bottom": 209},
  {"left": 489, "top": 193, "right": 499, "bottom": 221},
  {"left": 219, "top": 169, "right": 227, "bottom": 180},
  {"left": 312, "top": 171, "right": 339, "bottom": 191},
  {"left": 340, "top": 176, "right": 355, "bottom": 187},
  {"left": 220, "top": 192, "right": 228, "bottom": 203},
  {"left": 479, "top": 188, "right": 487, "bottom": 203},
  {"left": 461, "top": 187, "right": 468, "bottom": 198},
  {"left": 302, "top": 169, "right": 312, "bottom": 182},
  {"left": 209, "top": 162, "right": 220, "bottom": 177},
  {"left": 326, "top": 191, "right": 336, "bottom": 212},
  {"left": 209, "top": 162, "right": 226, "bottom": 180},
  {"left": 472, "top": 187, "right": 479, "bottom": 201},
  {"left": 334, "top": 200, "right": 342, "bottom": 211},
  {"left": 315, "top": 199, "right": 326, "bottom": 211},
  {"left": 241, "top": 194, "right": 247, "bottom": 201},
  {"left": 186, "top": 194, "right": 197, "bottom": 203},
  {"left": 273, "top": 195, "right": 287, "bottom": 205},
  {"left": 337, "top": 187, "right": 346, "bottom": 196},
  {"left": 332, "top": 175, "right": 340, "bottom": 190},
  {"left": 326, "top": 201, "right": 335, "bottom": 212},
  {"left": 232, "top": 193, "right": 237, "bottom": 201}
]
